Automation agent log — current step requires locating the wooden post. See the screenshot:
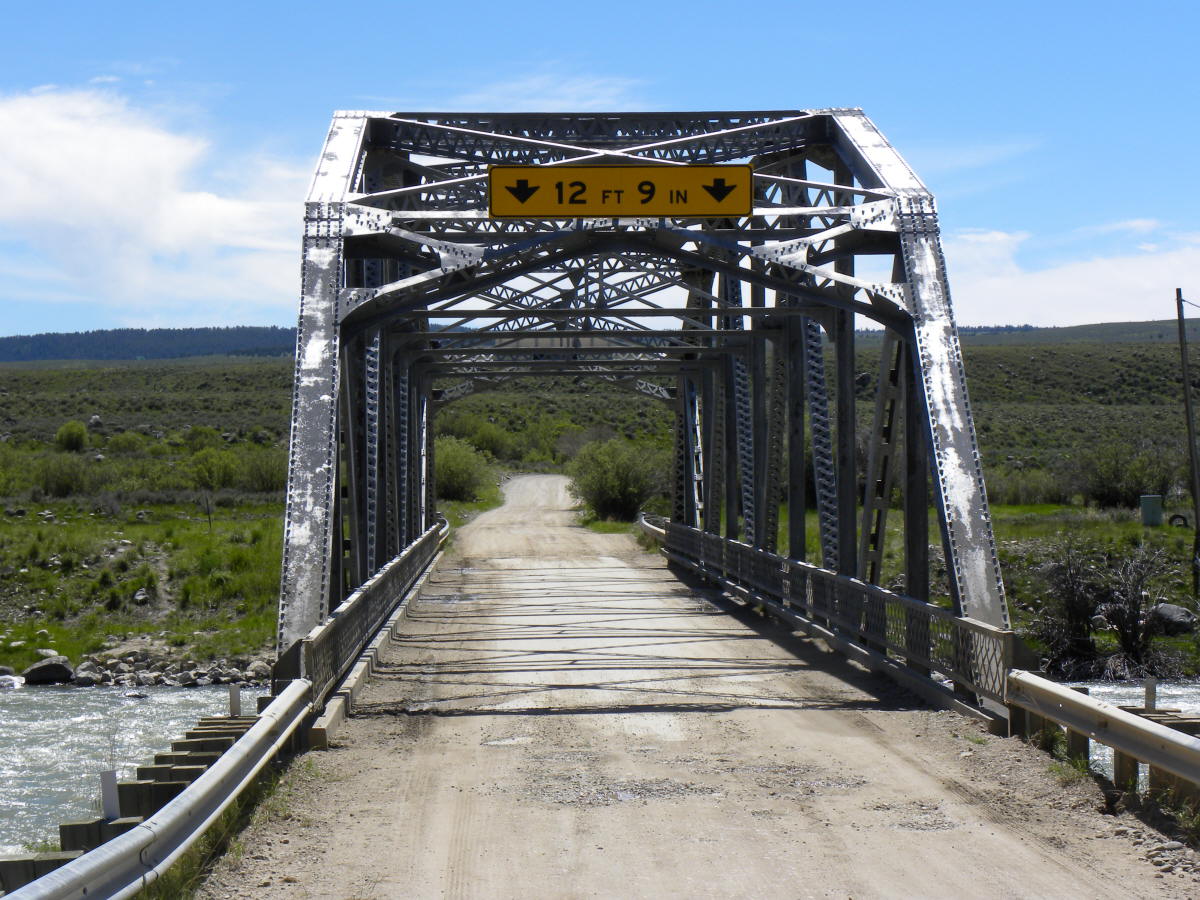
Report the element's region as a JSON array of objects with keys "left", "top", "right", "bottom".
[
  {"left": 1113, "top": 751, "right": 1140, "bottom": 792},
  {"left": 1007, "top": 703, "right": 1027, "bottom": 739},
  {"left": 1067, "top": 687, "right": 1090, "bottom": 762}
]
